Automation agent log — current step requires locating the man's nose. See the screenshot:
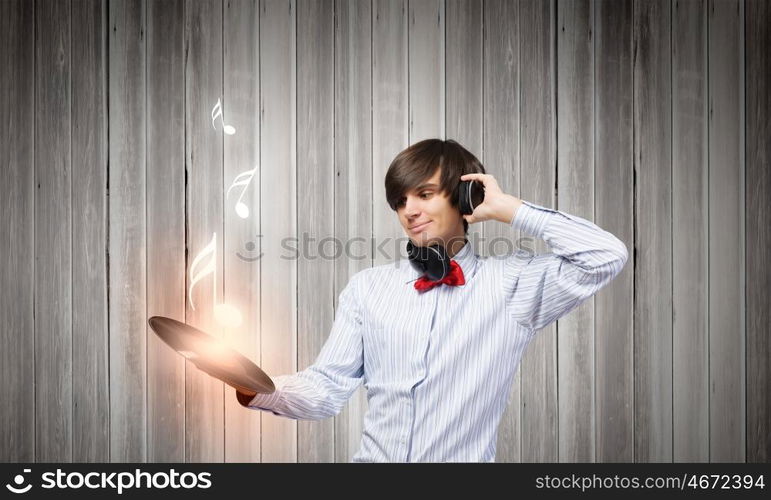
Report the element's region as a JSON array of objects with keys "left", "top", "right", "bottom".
[{"left": 404, "top": 196, "right": 421, "bottom": 216}]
